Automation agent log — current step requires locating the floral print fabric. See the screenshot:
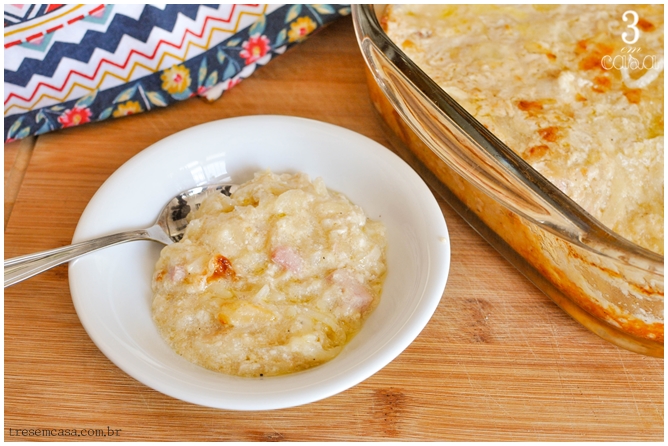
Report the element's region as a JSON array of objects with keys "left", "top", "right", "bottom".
[{"left": 4, "top": 4, "right": 350, "bottom": 142}]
